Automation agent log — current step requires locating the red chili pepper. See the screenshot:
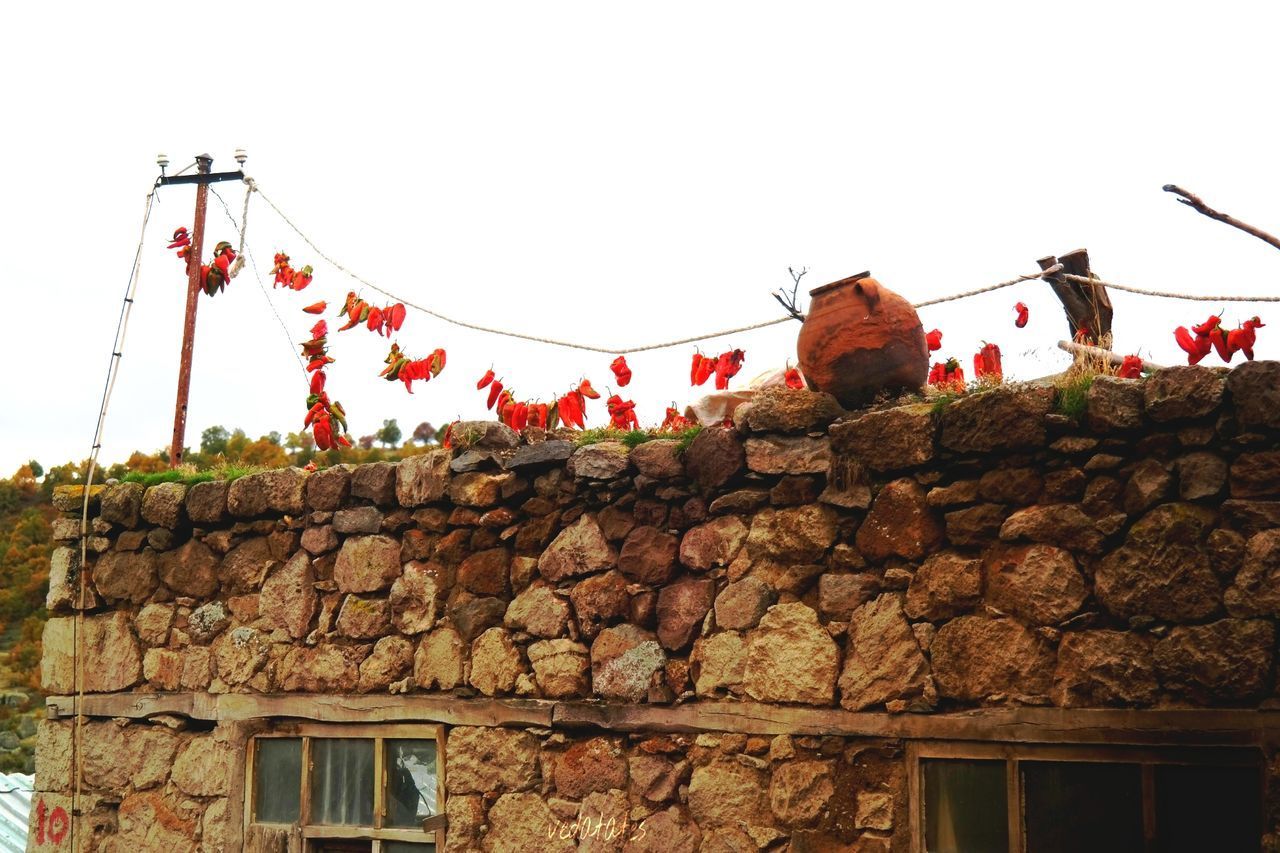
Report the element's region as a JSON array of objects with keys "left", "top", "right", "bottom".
[
  {"left": 1191, "top": 314, "right": 1222, "bottom": 336},
  {"left": 1210, "top": 327, "right": 1233, "bottom": 363},
  {"left": 693, "top": 355, "right": 715, "bottom": 386},
  {"left": 303, "top": 301, "right": 327, "bottom": 315},
  {"left": 442, "top": 422, "right": 454, "bottom": 449},
  {"left": 477, "top": 369, "right": 495, "bottom": 390},
  {"left": 610, "top": 356, "right": 632, "bottom": 387},
  {"left": 925, "top": 329, "right": 942, "bottom": 352},
  {"left": 487, "top": 379, "right": 504, "bottom": 410},
  {"left": 690, "top": 352, "right": 702, "bottom": 385},
  {"left": 1014, "top": 302, "right": 1029, "bottom": 328},
  {"left": 1227, "top": 317, "right": 1265, "bottom": 361},
  {"left": 428, "top": 348, "right": 447, "bottom": 377},
  {"left": 784, "top": 367, "right": 804, "bottom": 389},
  {"left": 1117, "top": 355, "right": 1144, "bottom": 379},
  {"left": 310, "top": 370, "right": 326, "bottom": 395},
  {"left": 312, "top": 414, "right": 333, "bottom": 450},
  {"left": 513, "top": 402, "right": 529, "bottom": 431},
  {"left": 366, "top": 306, "right": 384, "bottom": 333},
  {"left": 578, "top": 379, "right": 601, "bottom": 400},
  {"left": 973, "top": 343, "right": 1002, "bottom": 381}
]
